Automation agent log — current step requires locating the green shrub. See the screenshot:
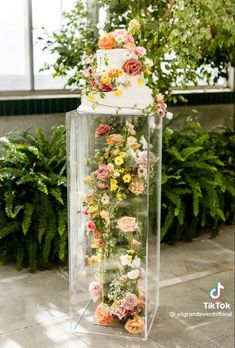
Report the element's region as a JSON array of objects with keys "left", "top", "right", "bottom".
[
  {"left": 161, "top": 114, "right": 235, "bottom": 243},
  {"left": 0, "top": 126, "right": 67, "bottom": 271}
]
